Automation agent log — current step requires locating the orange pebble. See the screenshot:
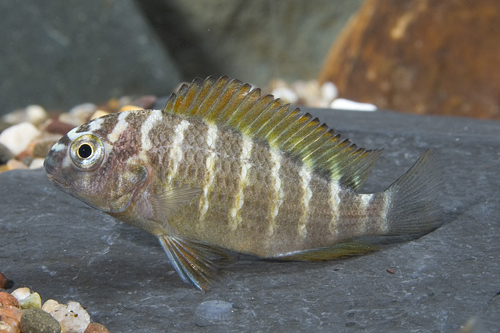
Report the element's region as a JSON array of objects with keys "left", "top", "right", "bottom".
[
  {"left": 84, "top": 322, "right": 110, "bottom": 333},
  {"left": 6, "top": 159, "right": 28, "bottom": 171},
  {"left": 119, "top": 105, "right": 144, "bottom": 112},
  {"left": 0, "top": 292, "right": 19, "bottom": 308},
  {"left": 0, "top": 306, "right": 23, "bottom": 332}
]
